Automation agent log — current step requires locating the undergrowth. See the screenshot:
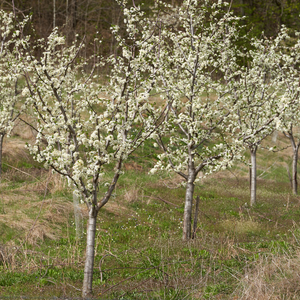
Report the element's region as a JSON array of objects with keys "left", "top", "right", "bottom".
[{"left": 1, "top": 127, "right": 300, "bottom": 299}]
